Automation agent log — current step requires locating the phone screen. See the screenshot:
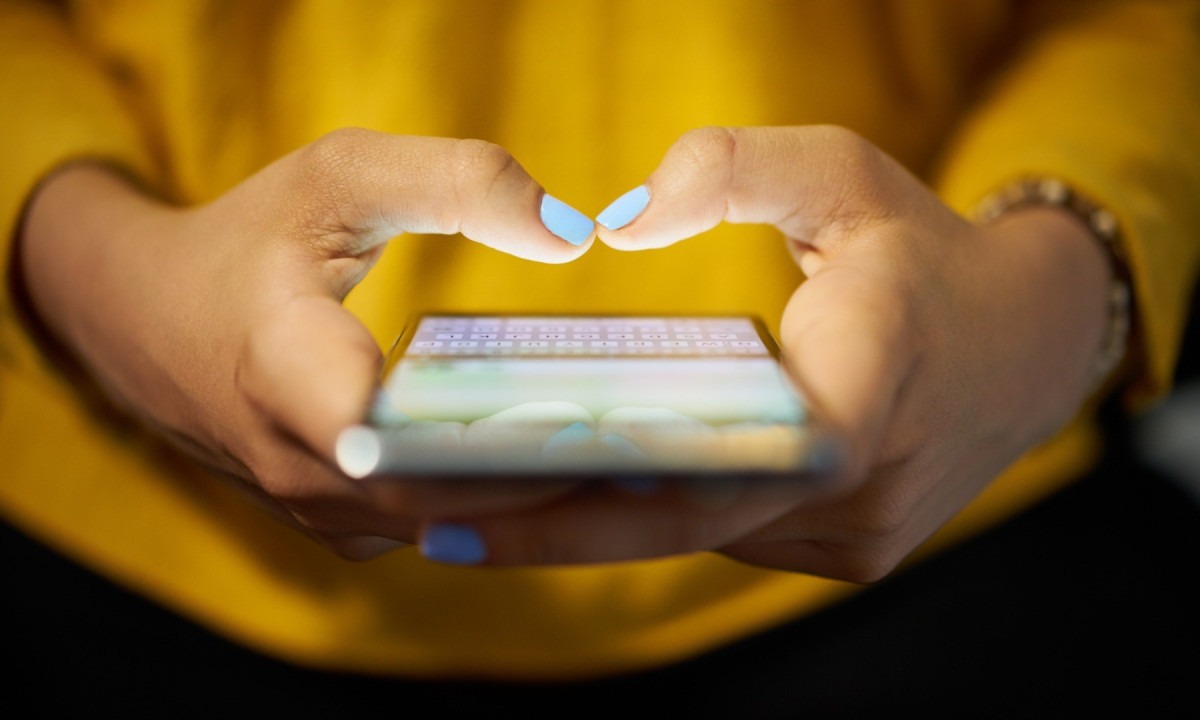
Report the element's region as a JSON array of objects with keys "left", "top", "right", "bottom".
[{"left": 336, "top": 314, "right": 835, "bottom": 479}]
